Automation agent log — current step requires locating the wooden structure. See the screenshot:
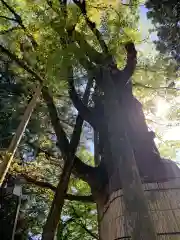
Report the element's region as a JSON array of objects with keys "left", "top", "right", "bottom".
[
  {"left": 100, "top": 159, "right": 180, "bottom": 239},
  {"left": 0, "top": 176, "right": 22, "bottom": 240},
  {"left": 0, "top": 85, "right": 41, "bottom": 187}
]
